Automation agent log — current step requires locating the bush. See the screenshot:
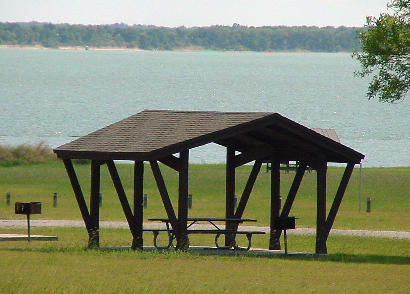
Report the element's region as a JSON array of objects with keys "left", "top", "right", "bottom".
[{"left": 0, "top": 142, "right": 57, "bottom": 166}]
